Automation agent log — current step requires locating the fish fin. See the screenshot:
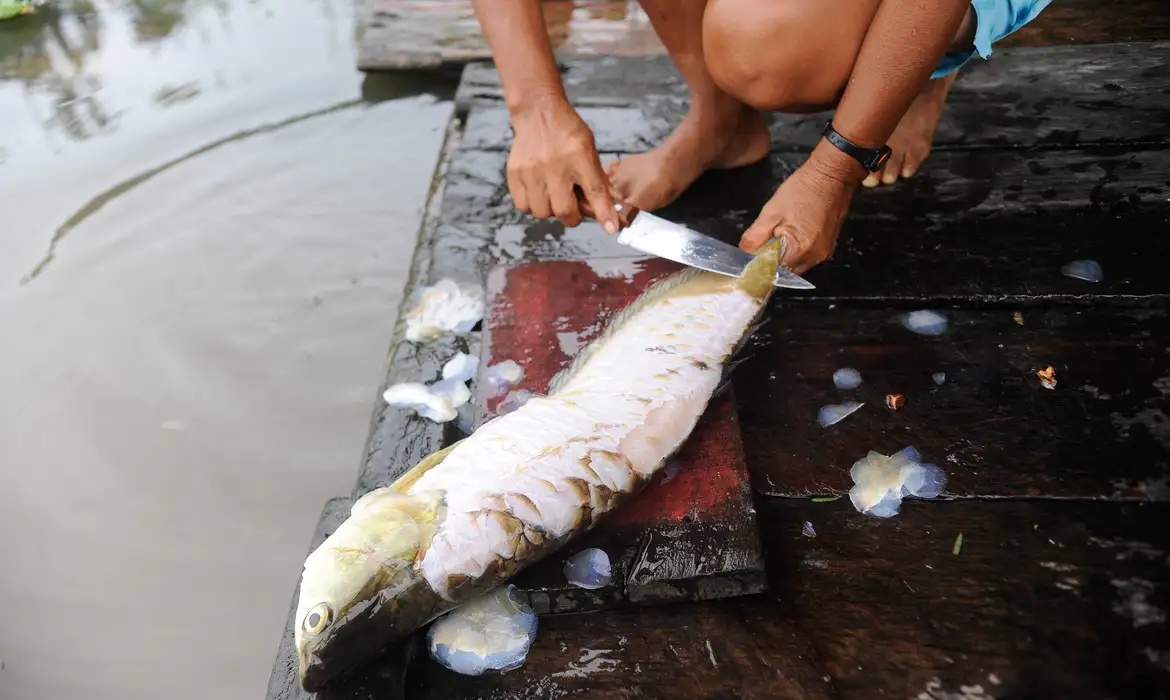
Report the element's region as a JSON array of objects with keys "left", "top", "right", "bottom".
[
  {"left": 548, "top": 266, "right": 722, "bottom": 396},
  {"left": 712, "top": 377, "right": 734, "bottom": 400},
  {"left": 737, "top": 237, "right": 785, "bottom": 301},
  {"left": 724, "top": 354, "right": 752, "bottom": 375},
  {"left": 546, "top": 366, "right": 574, "bottom": 395},
  {"left": 391, "top": 439, "right": 465, "bottom": 493}
]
